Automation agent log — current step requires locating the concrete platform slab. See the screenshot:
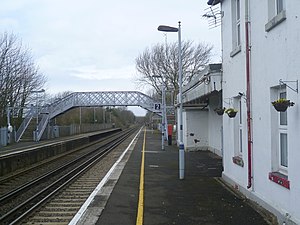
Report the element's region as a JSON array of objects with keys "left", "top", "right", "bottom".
[{"left": 81, "top": 128, "right": 272, "bottom": 225}]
